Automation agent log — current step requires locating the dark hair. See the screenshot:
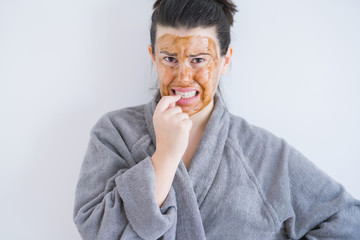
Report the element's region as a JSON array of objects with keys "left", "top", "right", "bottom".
[{"left": 150, "top": 0, "right": 237, "bottom": 56}]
